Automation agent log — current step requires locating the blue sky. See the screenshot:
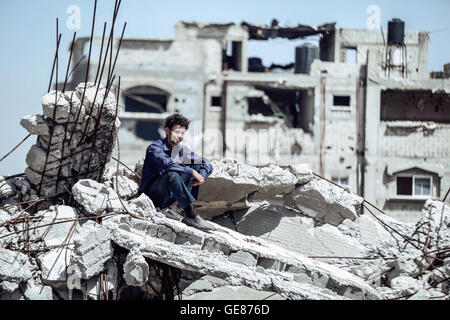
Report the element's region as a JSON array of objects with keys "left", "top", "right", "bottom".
[{"left": 0, "top": 0, "right": 449, "bottom": 175}]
